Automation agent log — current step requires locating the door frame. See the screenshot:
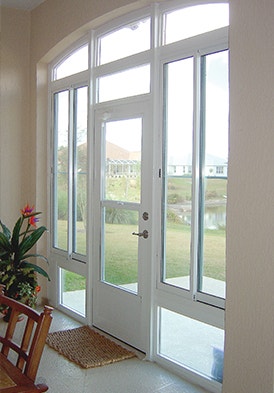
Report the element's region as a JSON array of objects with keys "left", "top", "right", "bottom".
[{"left": 91, "top": 98, "right": 154, "bottom": 352}]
